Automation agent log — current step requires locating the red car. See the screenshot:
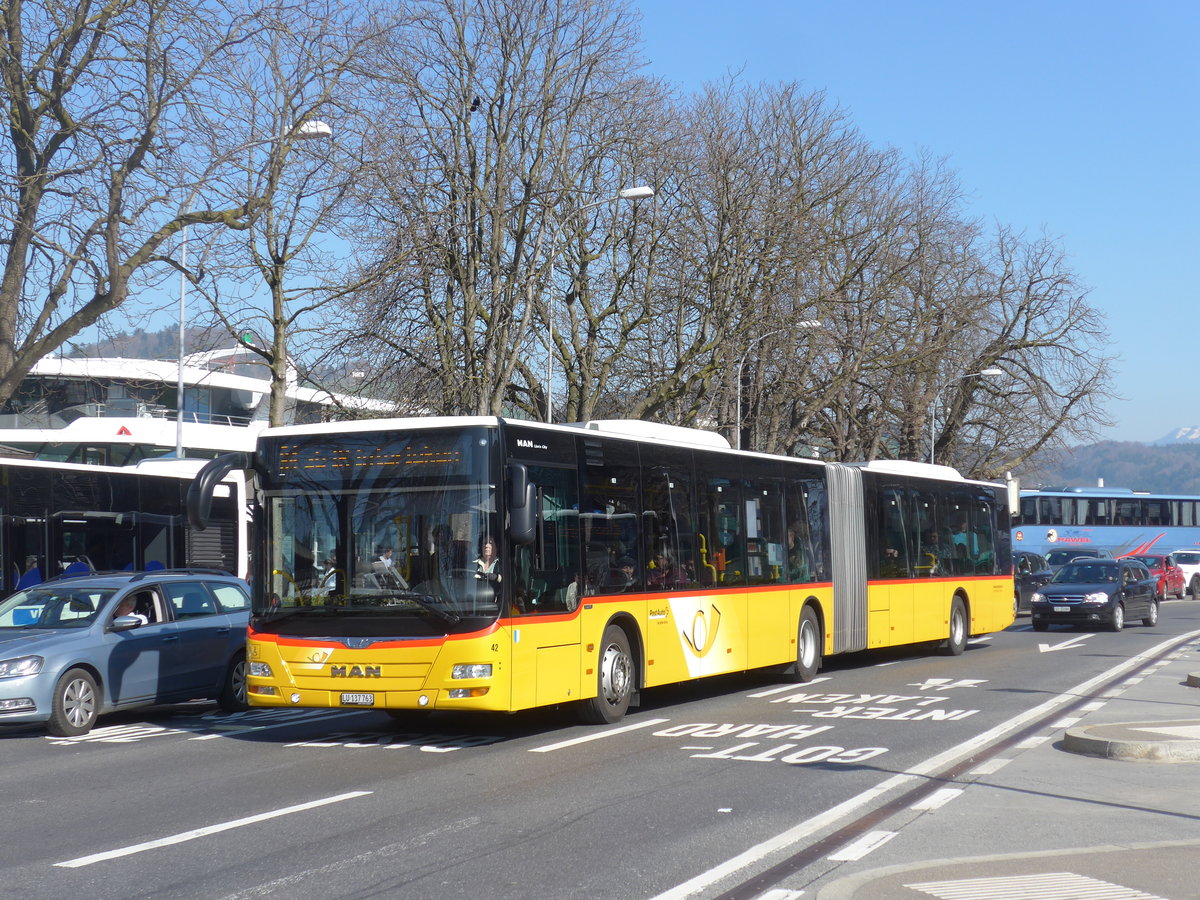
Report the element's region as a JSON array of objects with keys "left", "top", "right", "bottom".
[{"left": 1121, "top": 553, "right": 1185, "bottom": 600}]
